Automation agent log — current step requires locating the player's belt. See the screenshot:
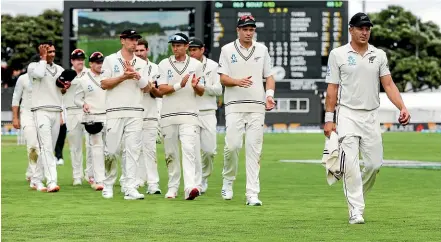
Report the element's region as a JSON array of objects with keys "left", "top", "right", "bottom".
[
  {"left": 31, "top": 105, "right": 63, "bottom": 112},
  {"left": 225, "top": 100, "right": 265, "bottom": 106},
  {"left": 106, "top": 107, "right": 144, "bottom": 112},
  {"left": 143, "top": 118, "right": 158, "bottom": 121},
  {"left": 66, "top": 106, "right": 81, "bottom": 110},
  {"left": 161, "top": 112, "right": 198, "bottom": 119}
]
